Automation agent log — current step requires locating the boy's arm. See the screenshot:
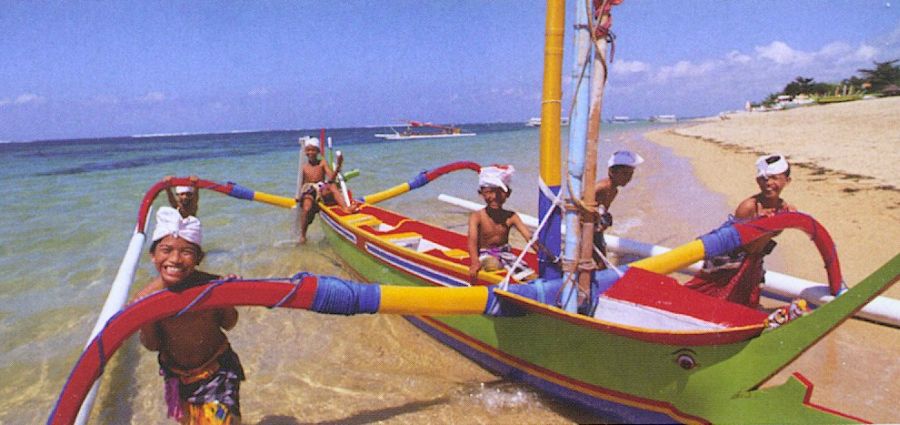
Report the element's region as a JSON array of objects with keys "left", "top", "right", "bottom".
[
  {"left": 325, "top": 153, "right": 344, "bottom": 181},
  {"left": 734, "top": 197, "right": 757, "bottom": 220},
  {"left": 510, "top": 213, "right": 533, "bottom": 245},
  {"left": 219, "top": 307, "right": 239, "bottom": 331},
  {"left": 163, "top": 176, "right": 178, "bottom": 209},
  {"left": 467, "top": 212, "right": 482, "bottom": 281},
  {"left": 190, "top": 175, "right": 200, "bottom": 211}
]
